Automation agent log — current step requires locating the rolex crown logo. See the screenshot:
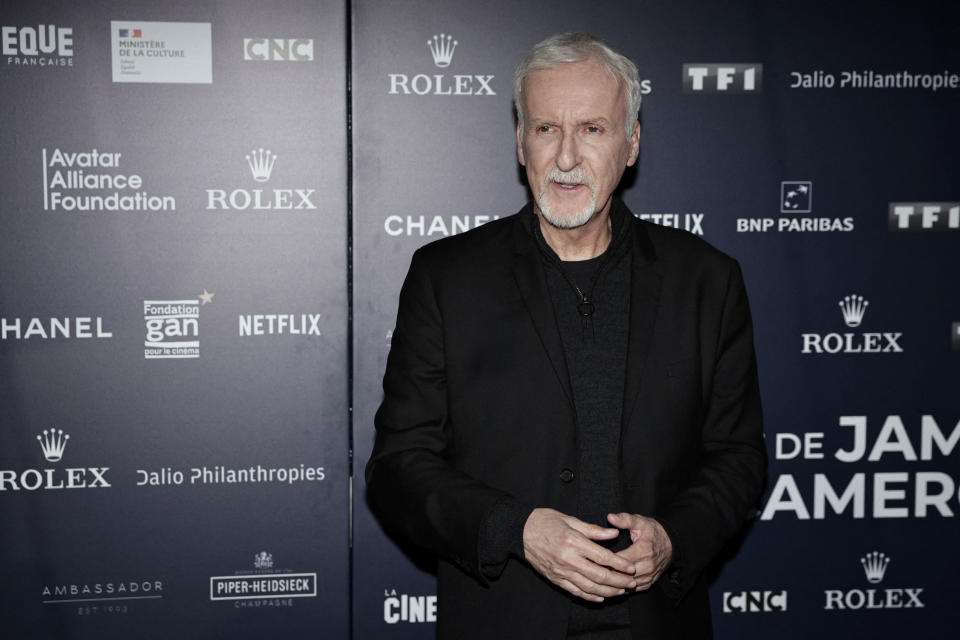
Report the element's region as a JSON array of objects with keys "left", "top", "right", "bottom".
[
  {"left": 245, "top": 148, "right": 277, "bottom": 183},
  {"left": 427, "top": 33, "right": 457, "bottom": 68},
  {"left": 37, "top": 428, "right": 69, "bottom": 462},
  {"left": 839, "top": 294, "right": 868, "bottom": 328},
  {"left": 860, "top": 551, "right": 889, "bottom": 584}
]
